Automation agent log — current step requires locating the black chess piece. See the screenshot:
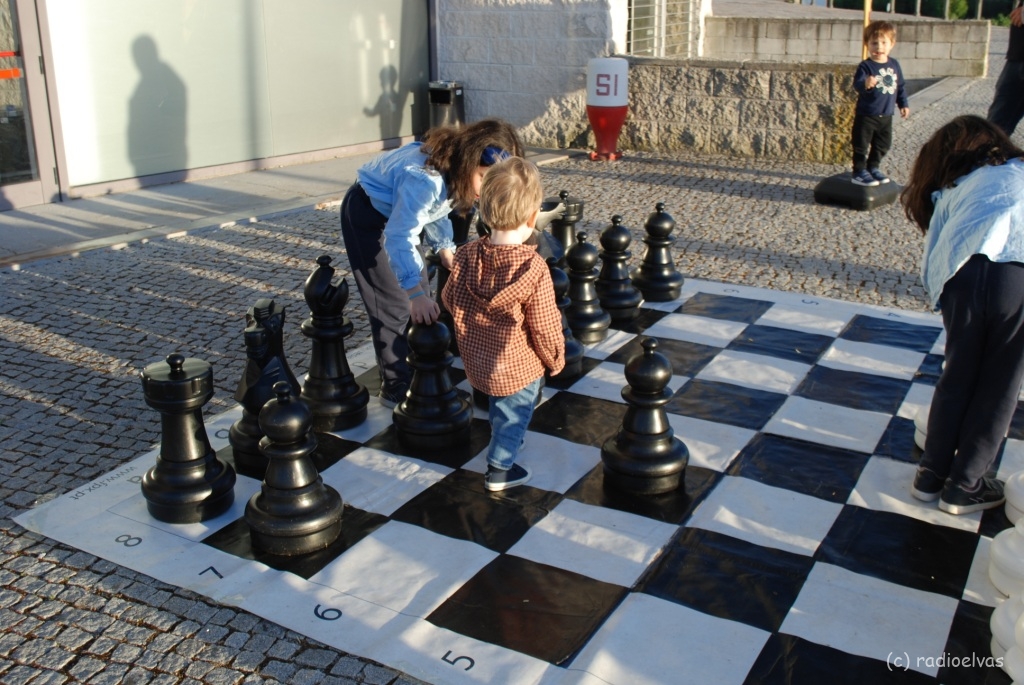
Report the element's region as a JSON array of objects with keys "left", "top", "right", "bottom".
[
  {"left": 544, "top": 190, "right": 585, "bottom": 266},
  {"left": 141, "top": 353, "right": 236, "bottom": 523},
  {"left": 300, "top": 255, "right": 369, "bottom": 432},
  {"left": 548, "top": 255, "right": 584, "bottom": 380},
  {"left": 632, "top": 203, "right": 684, "bottom": 302},
  {"left": 565, "top": 232, "right": 611, "bottom": 345},
  {"left": 393, "top": 321, "right": 472, "bottom": 448},
  {"left": 601, "top": 338, "right": 688, "bottom": 494},
  {"left": 245, "top": 381, "right": 344, "bottom": 556},
  {"left": 229, "top": 298, "right": 301, "bottom": 478},
  {"left": 596, "top": 215, "right": 644, "bottom": 324}
]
